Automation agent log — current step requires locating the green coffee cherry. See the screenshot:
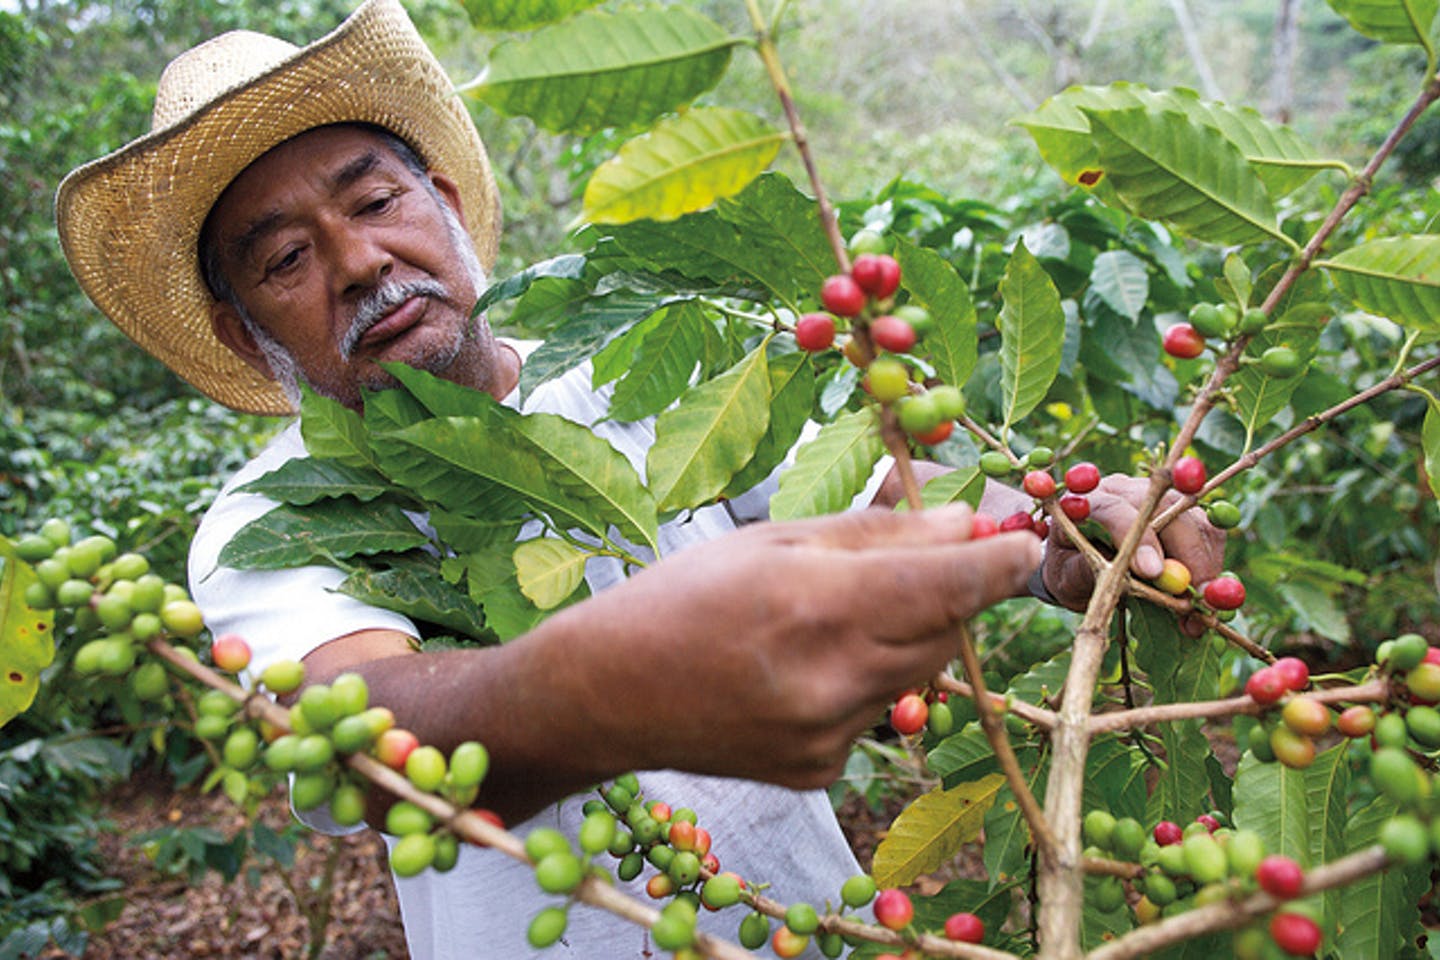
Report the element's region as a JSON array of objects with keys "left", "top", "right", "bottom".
[
  {"left": 534, "top": 852, "right": 584, "bottom": 894},
  {"left": 527, "top": 907, "right": 568, "bottom": 948},
  {"left": 405, "top": 745, "right": 447, "bottom": 792},
  {"left": 1206, "top": 500, "right": 1242, "bottom": 529},
  {"left": 1259, "top": 346, "right": 1303, "bottom": 378},
  {"left": 329, "top": 782, "right": 368, "bottom": 827},
  {"left": 291, "top": 771, "right": 335, "bottom": 811},
  {"left": 979, "top": 450, "right": 1014, "bottom": 477},
  {"left": 390, "top": 832, "right": 437, "bottom": 878},
  {"left": 1238, "top": 307, "right": 1268, "bottom": 334},
  {"left": 578, "top": 811, "right": 617, "bottom": 856},
  {"left": 260, "top": 659, "right": 306, "bottom": 695},
  {"left": 1187, "top": 302, "right": 1233, "bottom": 338},
  {"left": 449, "top": 741, "right": 489, "bottom": 788},
  {"left": 14, "top": 535, "right": 56, "bottom": 563},
  {"left": 386, "top": 801, "right": 435, "bottom": 837}
]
